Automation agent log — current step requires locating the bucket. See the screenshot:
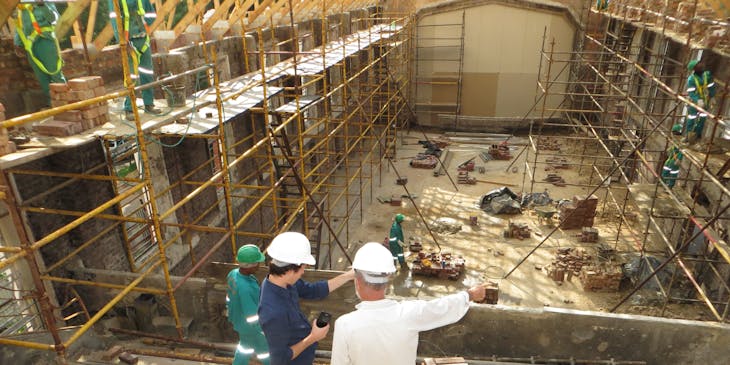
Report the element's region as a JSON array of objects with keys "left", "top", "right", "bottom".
[{"left": 164, "top": 85, "right": 186, "bottom": 108}]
